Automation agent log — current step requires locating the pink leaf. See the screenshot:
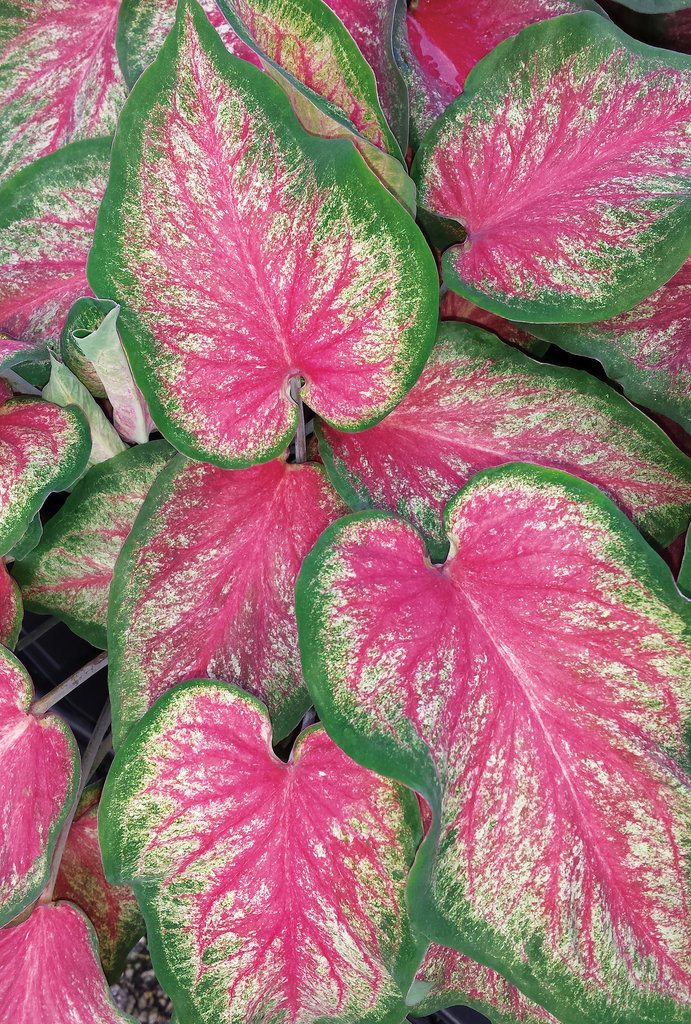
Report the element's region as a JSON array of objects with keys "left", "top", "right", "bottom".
[{"left": 0, "top": 562, "right": 22, "bottom": 650}]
